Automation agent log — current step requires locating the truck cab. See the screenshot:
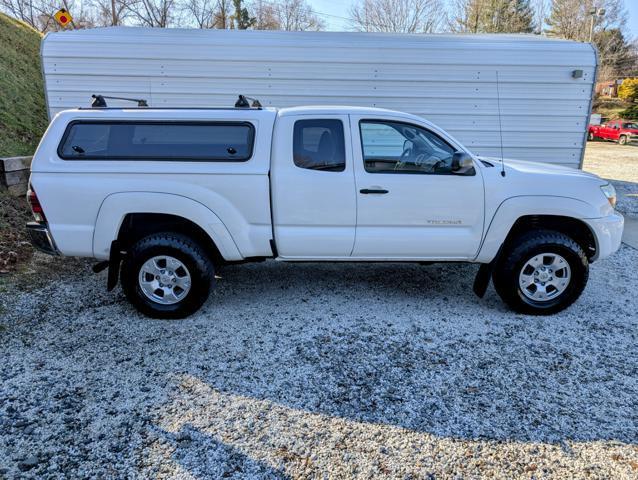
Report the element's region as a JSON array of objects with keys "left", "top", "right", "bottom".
[
  {"left": 271, "top": 106, "right": 483, "bottom": 260},
  {"left": 27, "top": 100, "right": 624, "bottom": 318}
]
